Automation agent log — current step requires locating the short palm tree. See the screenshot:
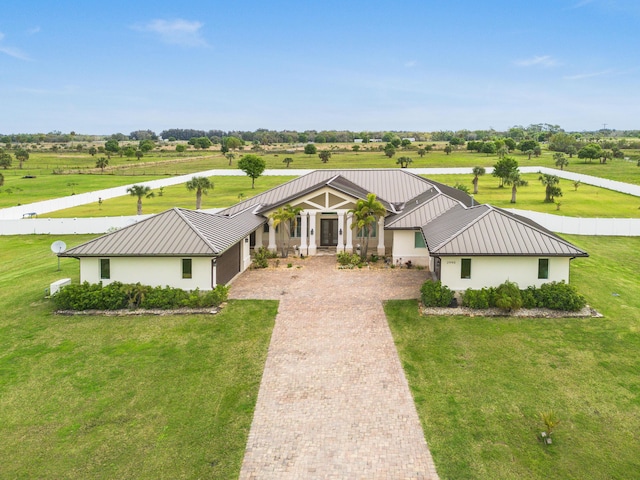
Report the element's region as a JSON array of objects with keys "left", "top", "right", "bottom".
[
  {"left": 554, "top": 152, "right": 569, "bottom": 170},
  {"left": 396, "top": 156, "right": 413, "bottom": 168},
  {"left": 471, "top": 166, "right": 486, "bottom": 194},
  {"left": 126, "top": 184, "right": 154, "bottom": 215},
  {"left": 270, "top": 204, "right": 303, "bottom": 257},
  {"left": 349, "top": 193, "right": 386, "bottom": 261},
  {"left": 539, "top": 173, "right": 560, "bottom": 203},
  {"left": 504, "top": 170, "right": 528, "bottom": 203},
  {"left": 95, "top": 156, "right": 109, "bottom": 172},
  {"left": 186, "top": 176, "right": 213, "bottom": 209}
]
